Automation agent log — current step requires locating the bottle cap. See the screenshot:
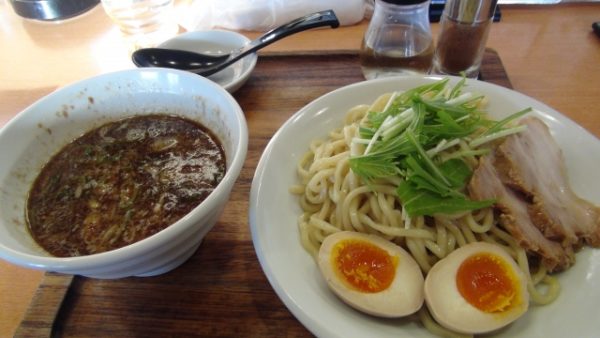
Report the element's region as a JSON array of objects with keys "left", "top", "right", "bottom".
[
  {"left": 443, "top": 0, "right": 498, "bottom": 23},
  {"left": 380, "top": 0, "right": 429, "bottom": 5},
  {"left": 9, "top": 0, "right": 99, "bottom": 21}
]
